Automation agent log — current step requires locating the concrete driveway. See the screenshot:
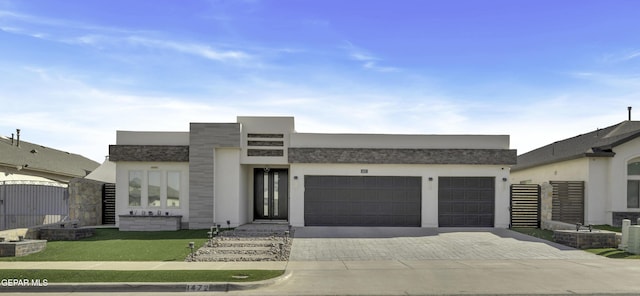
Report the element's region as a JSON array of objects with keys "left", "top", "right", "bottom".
[{"left": 289, "top": 227, "right": 601, "bottom": 261}]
